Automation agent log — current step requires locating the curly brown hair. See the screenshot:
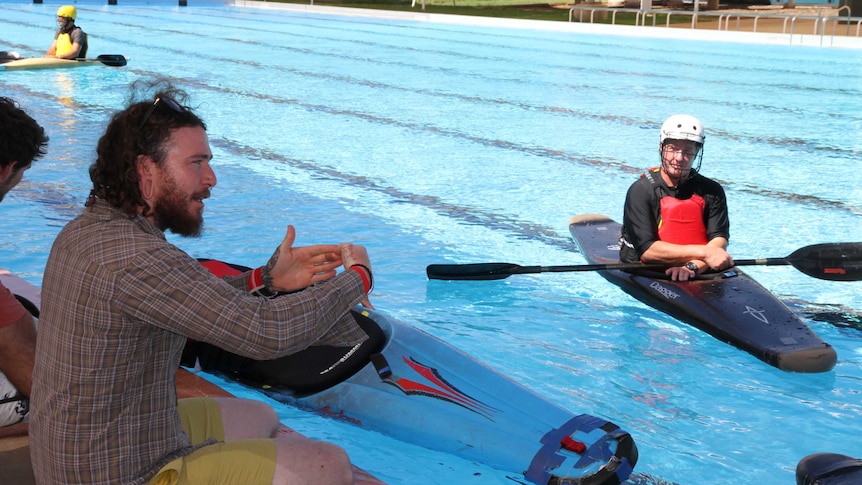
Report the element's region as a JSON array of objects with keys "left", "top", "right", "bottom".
[
  {"left": 87, "top": 81, "right": 206, "bottom": 217},
  {"left": 0, "top": 97, "right": 49, "bottom": 170}
]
